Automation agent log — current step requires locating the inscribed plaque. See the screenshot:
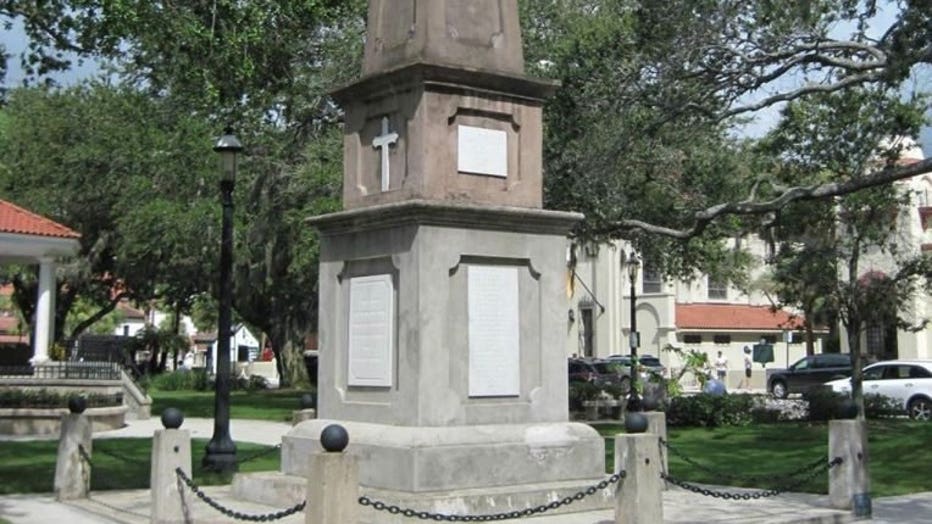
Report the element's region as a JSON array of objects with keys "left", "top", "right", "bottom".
[
  {"left": 467, "top": 266, "right": 520, "bottom": 397},
  {"left": 348, "top": 274, "right": 394, "bottom": 387},
  {"left": 458, "top": 125, "right": 508, "bottom": 177}
]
